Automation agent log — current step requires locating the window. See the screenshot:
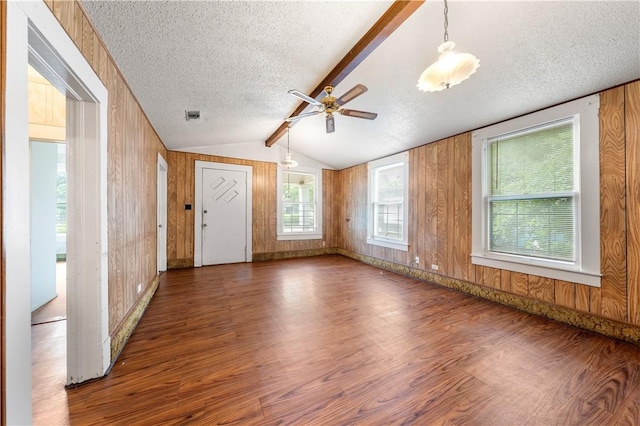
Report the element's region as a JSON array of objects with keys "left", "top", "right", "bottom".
[
  {"left": 277, "top": 167, "right": 322, "bottom": 240},
  {"left": 471, "top": 94, "right": 600, "bottom": 287},
  {"left": 367, "top": 152, "right": 409, "bottom": 251}
]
